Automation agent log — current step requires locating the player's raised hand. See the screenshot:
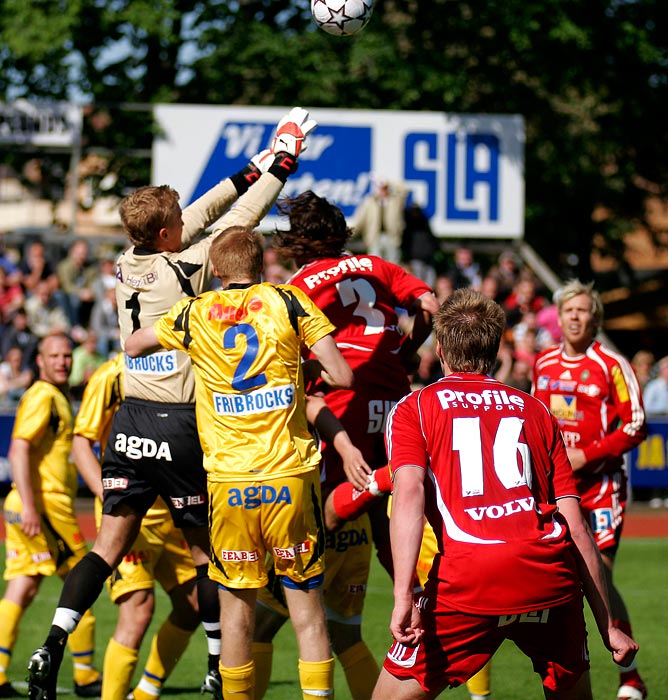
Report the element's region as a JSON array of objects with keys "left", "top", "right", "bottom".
[
  {"left": 250, "top": 148, "right": 274, "bottom": 173},
  {"left": 272, "top": 107, "right": 318, "bottom": 157}
]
